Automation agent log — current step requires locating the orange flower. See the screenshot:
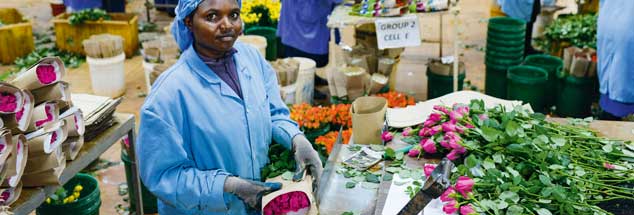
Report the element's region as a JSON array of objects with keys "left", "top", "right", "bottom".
[
  {"left": 331, "top": 104, "right": 352, "bottom": 128},
  {"left": 290, "top": 103, "right": 333, "bottom": 130},
  {"left": 315, "top": 129, "right": 352, "bottom": 154},
  {"left": 376, "top": 91, "right": 416, "bottom": 108}
]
